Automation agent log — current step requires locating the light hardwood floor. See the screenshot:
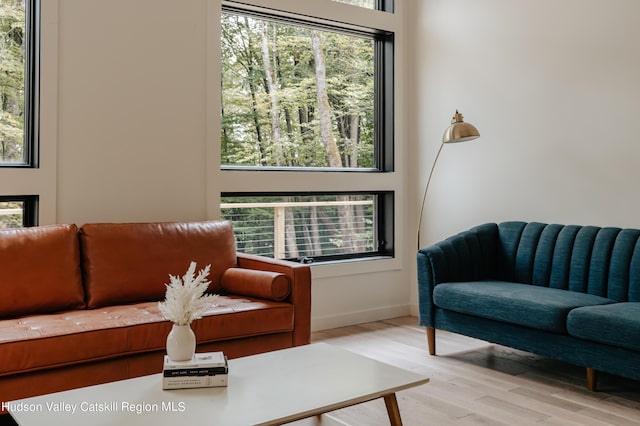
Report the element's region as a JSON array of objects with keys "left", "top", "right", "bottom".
[{"left": 294, "top": 316, "right": 640, "bottom": 426}]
